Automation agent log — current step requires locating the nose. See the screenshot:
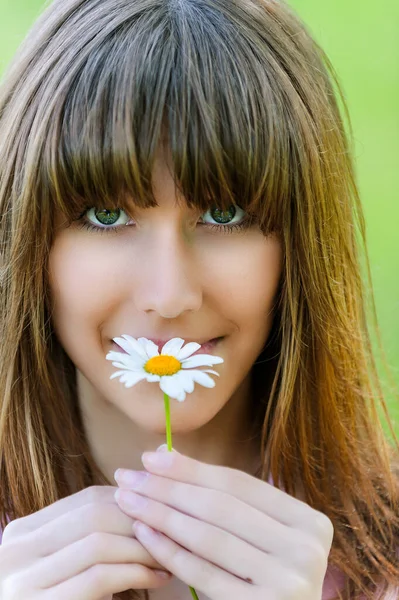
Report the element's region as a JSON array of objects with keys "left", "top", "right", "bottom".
[{"left": 133, "top": 228, "right": 203, "bottom": 319}]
